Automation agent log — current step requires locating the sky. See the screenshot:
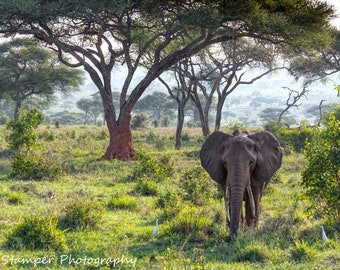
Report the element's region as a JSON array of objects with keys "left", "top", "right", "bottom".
[{"left": 328, "top": 0, "right": 340, "bottom": 28}]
